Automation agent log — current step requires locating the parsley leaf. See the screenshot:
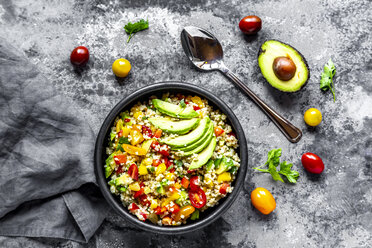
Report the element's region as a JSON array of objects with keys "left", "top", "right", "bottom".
[
  {"left": 320, "top": 59, "right": 336, "bottom": 102},
  {"left": 110, "top": 131, "right": 116, "bottom": 141},
  {"left": 118, "top": 137, "right": 130, "bottom": 145},
  {"left": 253, "top": 148, "right": 299, "bottom": 183},
  {"left": 124, "top": 19, "right": 149, "bottom": 43},
  {"left": 180, "top": 99, "right": 186, "bottom": 108}
]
